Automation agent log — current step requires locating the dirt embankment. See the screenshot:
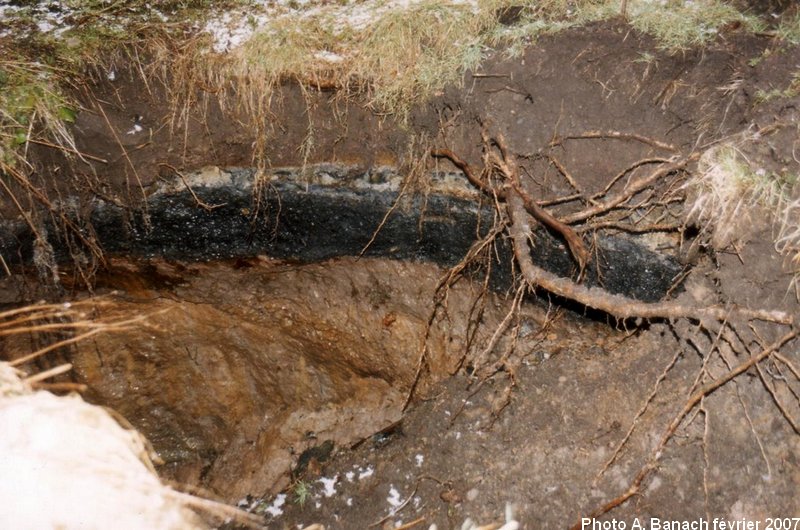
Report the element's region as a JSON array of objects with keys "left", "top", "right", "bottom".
[{"left": 2, "top": 13, "right": 800, "bottom": 530}]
